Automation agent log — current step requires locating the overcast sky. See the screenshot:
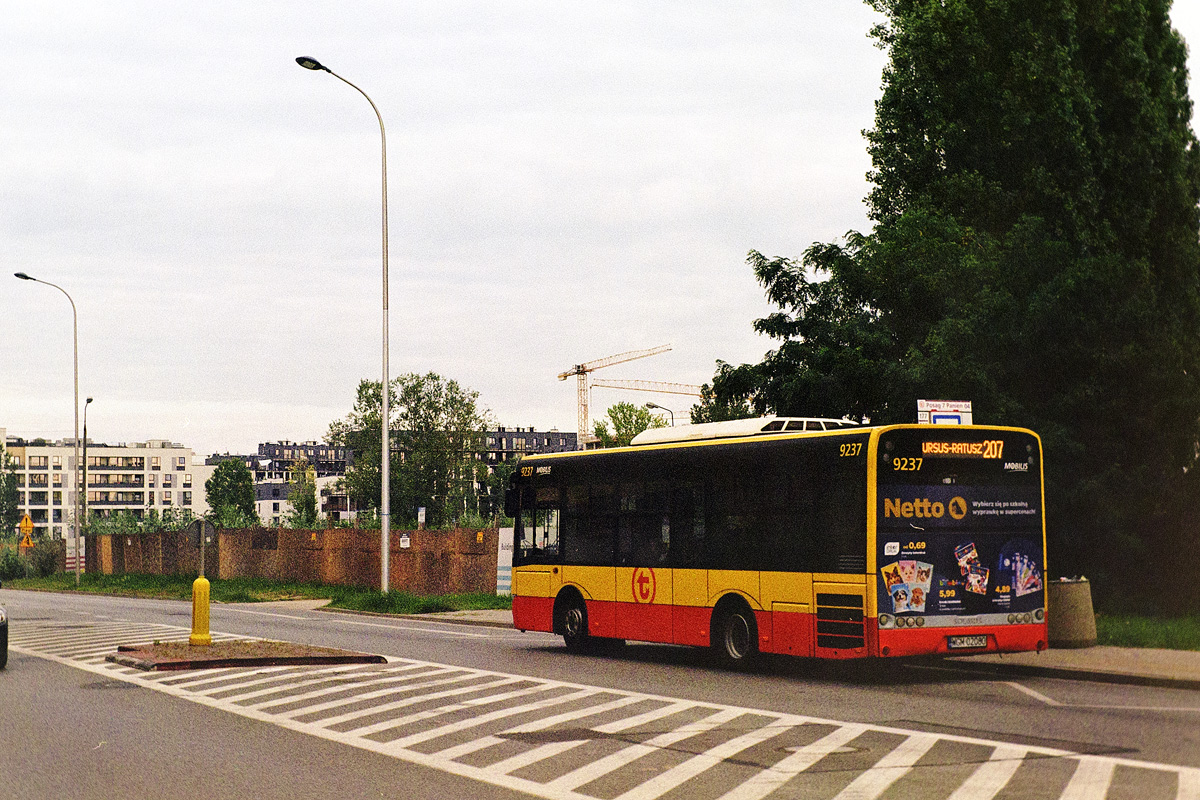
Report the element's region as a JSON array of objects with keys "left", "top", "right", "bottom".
[{"left": 4, "top": 2, "right": 1199, "bottom": 456}]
